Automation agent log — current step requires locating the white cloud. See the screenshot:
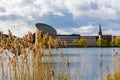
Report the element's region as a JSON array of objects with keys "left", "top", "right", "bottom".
[
  {"left": 0, "top": 0, "right": 119, "bottom": 19},
  {"left": 53, "top": 12, "right": 65, "bottom": 16},
  {"left": 56, "top": 25, "right": 95, "bottom": 36},
  {"left": 27, "top": 16, "right": 34, "bottom": 21},
  {"left": 0, "top": 0, "right": 120, "bottom": 37},
  {"left": 89, "top": 6, "right": 117, "bottom": 20},
  {"left": 72, "top": 25, "right": 94, "bottom": 35},
  {"left": 34, "top": 0, "right": 66, "bottom": 16},
  {"left": 104, "top": 29, "right": 120, "bottom": 36},
  {"left": 56, "top": 29, "right": 70, "bottom": 34},
  {"left": 0, "top": 20, "right": 35, "bottom": 37}
]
